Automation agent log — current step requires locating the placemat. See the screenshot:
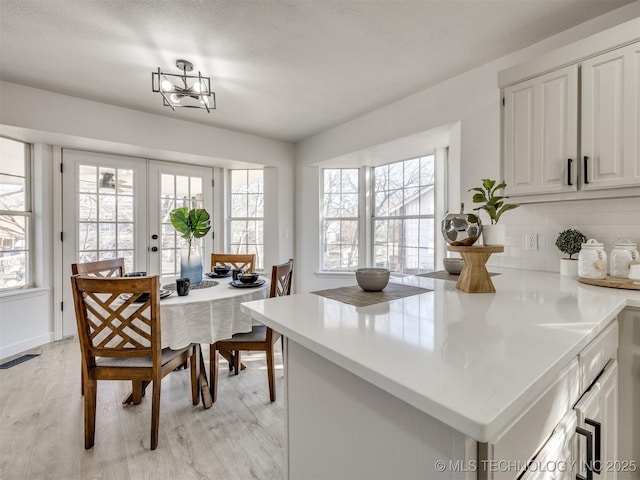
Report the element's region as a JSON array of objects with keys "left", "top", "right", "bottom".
[
  {"left": 163, "top": 280, "right": 219, "bottom": 291},
  {"left": 311, "top": 283, "right": 432, "bottom": 308},
  {"left": 417, "top": 270, "right": 501, "bottom": 281}
]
